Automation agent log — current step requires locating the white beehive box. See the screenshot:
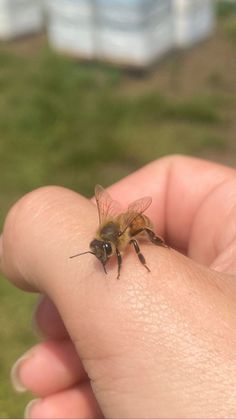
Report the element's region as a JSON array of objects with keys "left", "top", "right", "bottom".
[
  {"left": 45, "top": 0, "right": 95, "bottom": 59},
  {"left": 0, "top": 0, "right": 43, "bottom": 39},
  {"left": 45, "top": 0, "right": 216, "bottom": 67},
  {"left": 173, "top": 0, "right": 215, "bottom": 48},
  {"left": 96, "top": 0, "right": 174, "bottom": 67}
]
